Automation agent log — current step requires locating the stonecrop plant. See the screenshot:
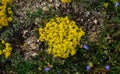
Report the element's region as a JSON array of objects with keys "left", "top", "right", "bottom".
[
  {"left": 39, "top": 16, "right": 85, "bottom": 59},
  {"left": 0, "top": 0, "right": 13, "bottom": 29},
  {"left": 0, "top": 40, "right": 12, "bottom": 58},
  {"left": 60, "top": 0, "right": 72, "bottom": 3}
]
